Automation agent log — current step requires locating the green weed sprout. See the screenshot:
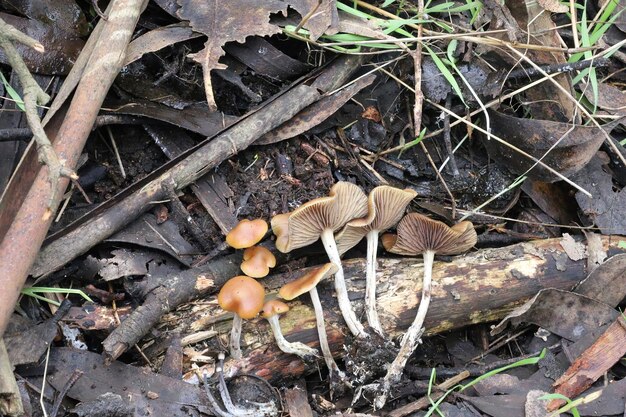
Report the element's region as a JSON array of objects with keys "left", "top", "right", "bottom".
[
  {"left": 21, "top": 286, "right": 93, "bottom": 307},
  {"left": 425, "top": 348, "right": 547, "bottom": 416}
]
